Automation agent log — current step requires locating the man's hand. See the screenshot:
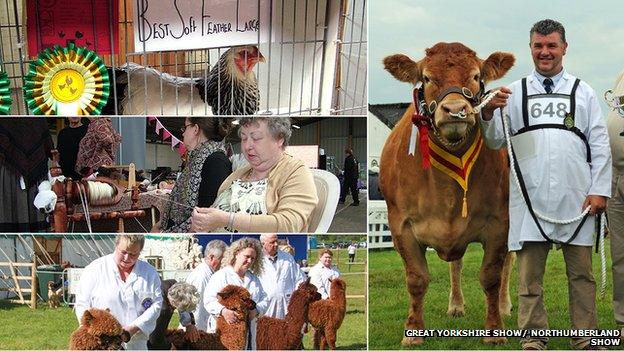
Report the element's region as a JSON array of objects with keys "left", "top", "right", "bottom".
[
  {"left": 582, "top": 195, "right": 607, "bottom": 215},
  {"left": 481, "top": 87, "right": 512, "bottom": 121}
]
